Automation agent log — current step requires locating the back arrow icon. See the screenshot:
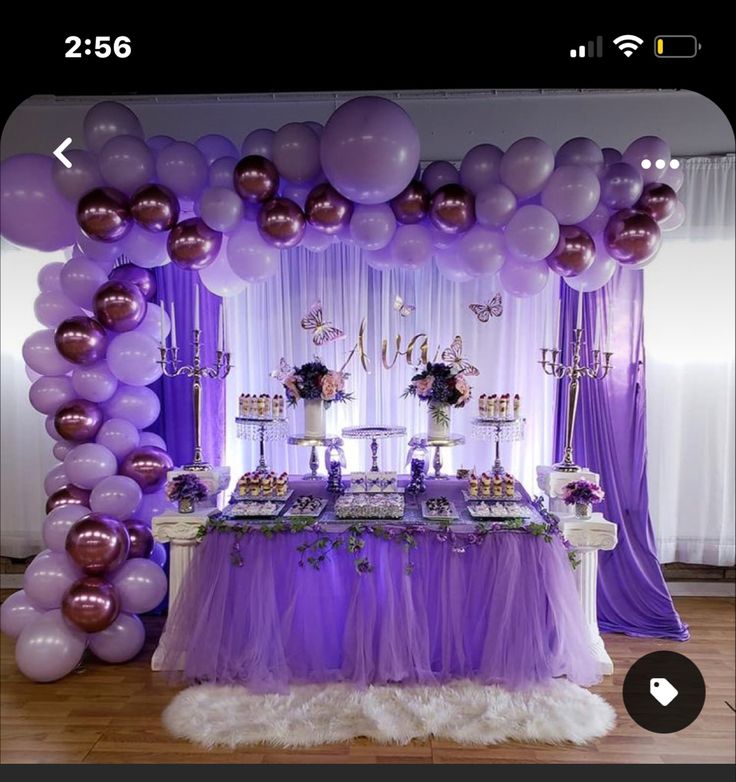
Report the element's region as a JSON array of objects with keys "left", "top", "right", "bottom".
[{"left": 53, "top": 138, "right": 73, "bottom": 168}]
